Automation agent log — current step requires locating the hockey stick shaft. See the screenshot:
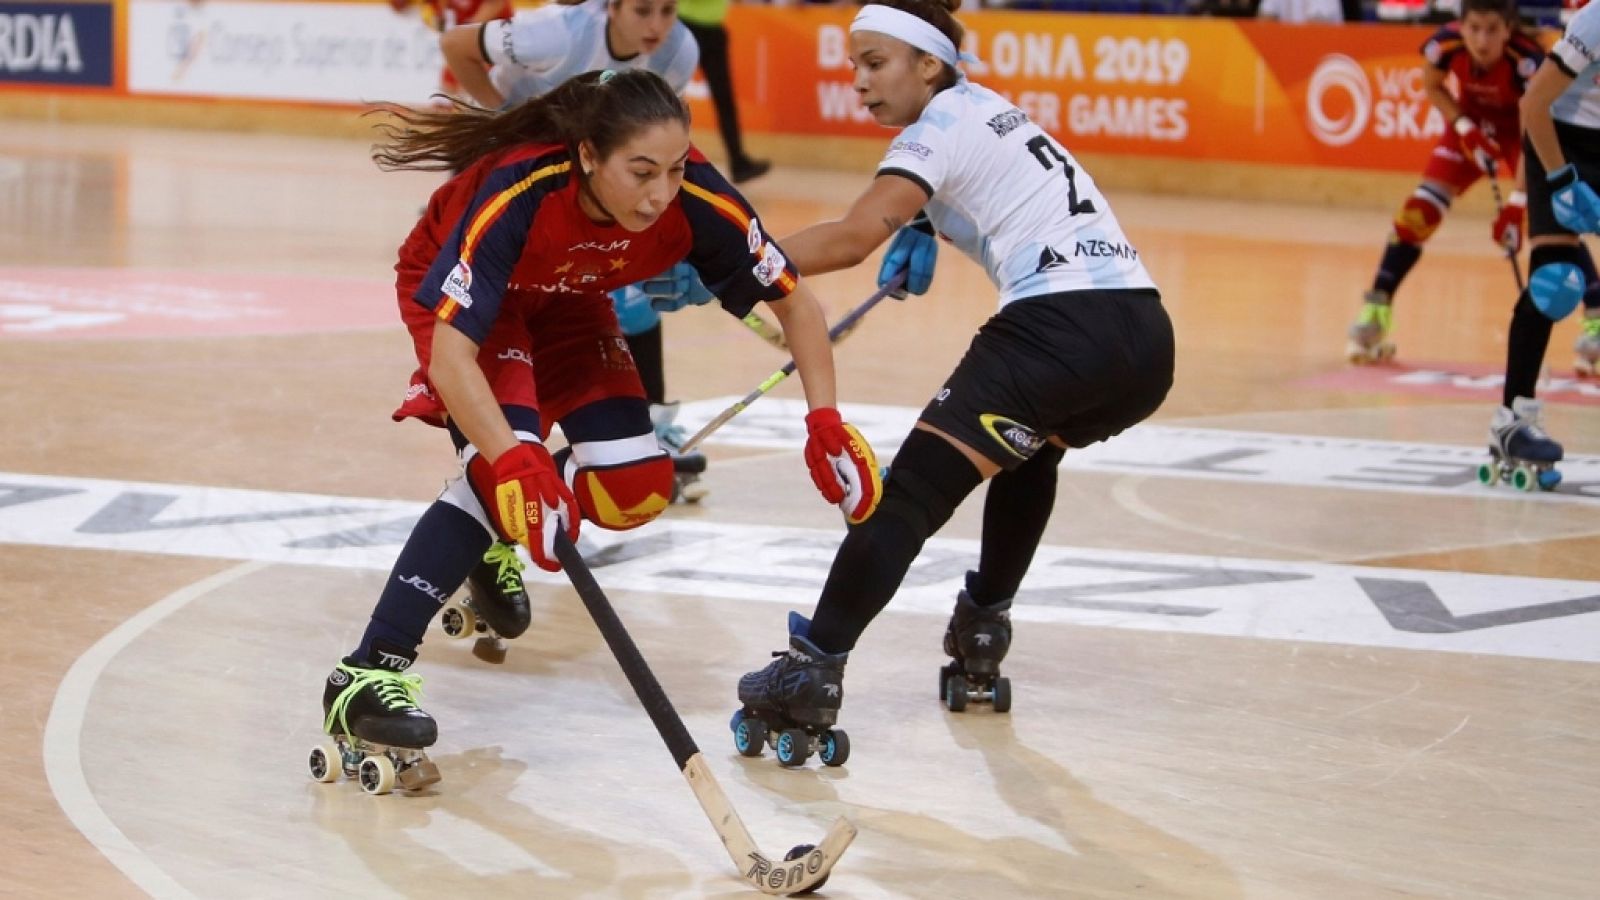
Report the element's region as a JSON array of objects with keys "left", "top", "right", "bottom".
[
  {"left": 679, "top": 271, "right": 908, "bottom": 455},
  {"left": 553, "top": 533, "right": 856, "bottom": 895},
  {"left": 1488, "top": 166, "right": 1527, "bottom": 293}
]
